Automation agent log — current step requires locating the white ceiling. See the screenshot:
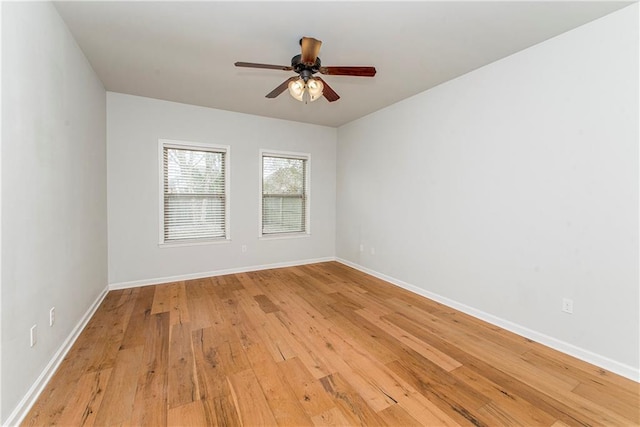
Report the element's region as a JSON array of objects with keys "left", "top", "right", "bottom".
[{"left": 54, "top": 1, "right": 632, "bottom": 127}]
